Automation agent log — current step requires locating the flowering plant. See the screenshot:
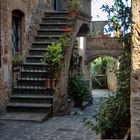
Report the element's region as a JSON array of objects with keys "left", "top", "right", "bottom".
[{"left": 12, "top": 51, "right": 25, "bottom": 65}]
